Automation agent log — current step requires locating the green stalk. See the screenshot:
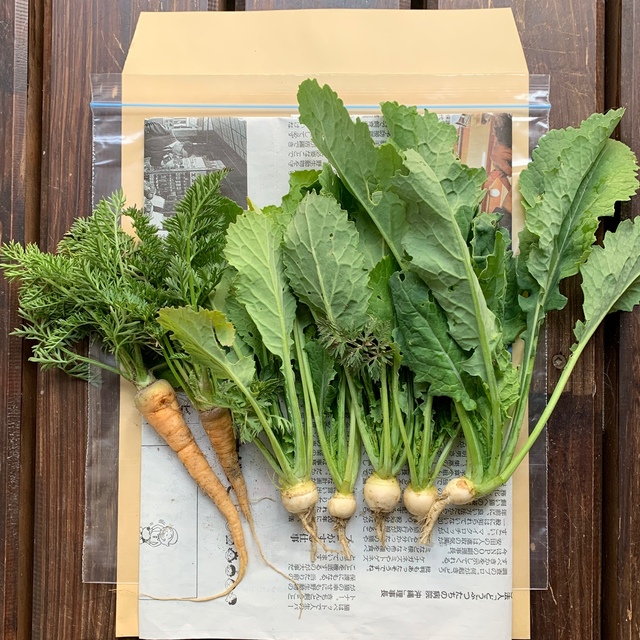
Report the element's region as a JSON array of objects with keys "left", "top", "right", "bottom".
[
  {"left": 389, "top": 355, "right": 411, "bottom": 479},
  {"left": 476, "top": 332, "right": 591, "bottom": 496},
  {"left": 252, "top": 438, "right": 289, "bottom": 482},
  {"left": 292, "top": 320, "right": 320, "bottom": 478},
  {"left": 417, "top": 395, "right": 434, "bottom": 489},
  {"left": 225, "top": 367, "right": 299, "bottom": 488},
  {"left": 335, "top": 376, "right": 348, "bottom": 473},
  {"left": 341, "top": 398, "right": 361, "bottom": 494},
  {"left": 308, "top": 388, "right": 338, "bottom": 477},
  {"left": 158, "top": 335, "right": 198, "bottom": 401},
  {"left": 118, "top": 344, "right": 154, "bottom": 389},
  {"left": 397, "top": 402, "right": 417, "bottom": 488},
  {"left": 346, "top": 370, "right": 379, "bottom": 470},
  {"left": 50, "top": 347, "right": 124, "bottom": 380},
  {"left": 499, "top": 310, "right": 545, "bottom": 471},
  {"left": 430, "top": 434, "right": 457, "bottom": 484},
  {"left": 390, "top": 362, "right": 413, "bottom": 477},
  {"left": 454, "top": 401, "right": 484, "bottom": 485},
  {"left": 379, "top": 365, "right": 392, "bottom": 477},
  {"left": 280, "top": 343, "right": 305, "bottom": 477}
]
